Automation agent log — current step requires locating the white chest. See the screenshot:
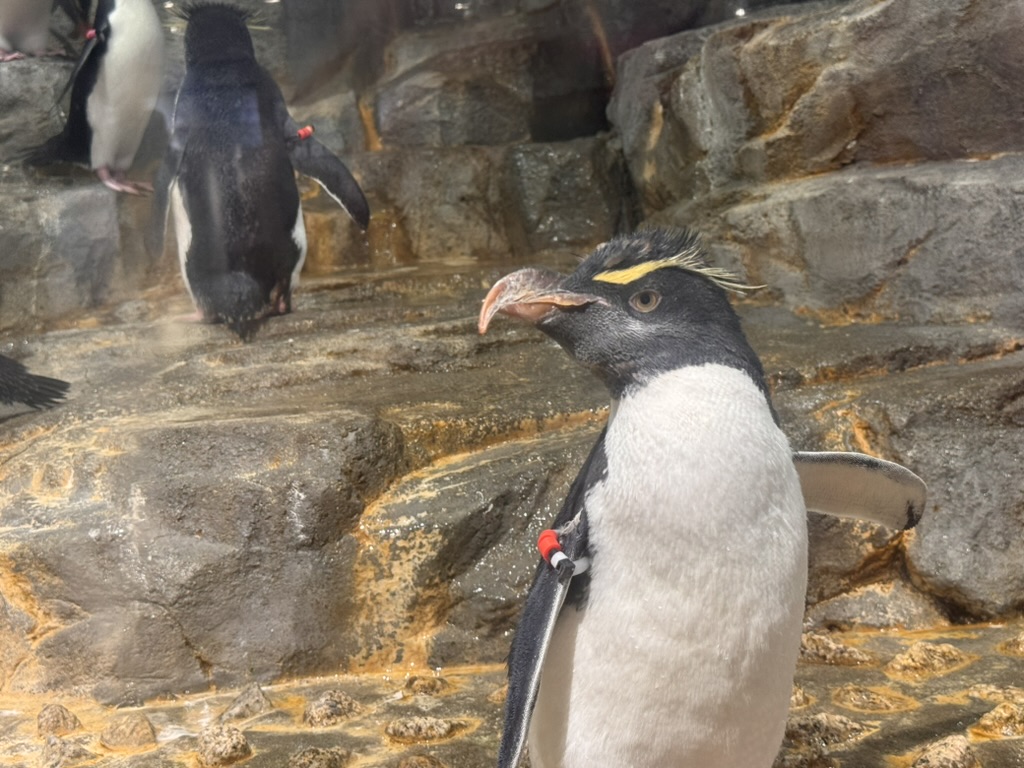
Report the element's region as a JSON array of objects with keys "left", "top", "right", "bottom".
[{"left": 530, "top": 365, "right": 808, "bottom": 768}]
